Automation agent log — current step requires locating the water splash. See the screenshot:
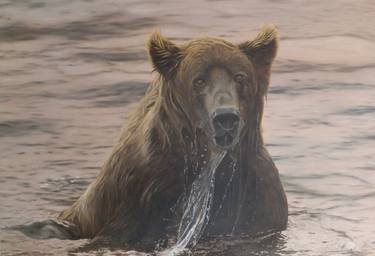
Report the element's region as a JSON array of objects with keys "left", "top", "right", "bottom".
[{"left": 161, "top": 150, "right": 227, "bottom": 256}]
